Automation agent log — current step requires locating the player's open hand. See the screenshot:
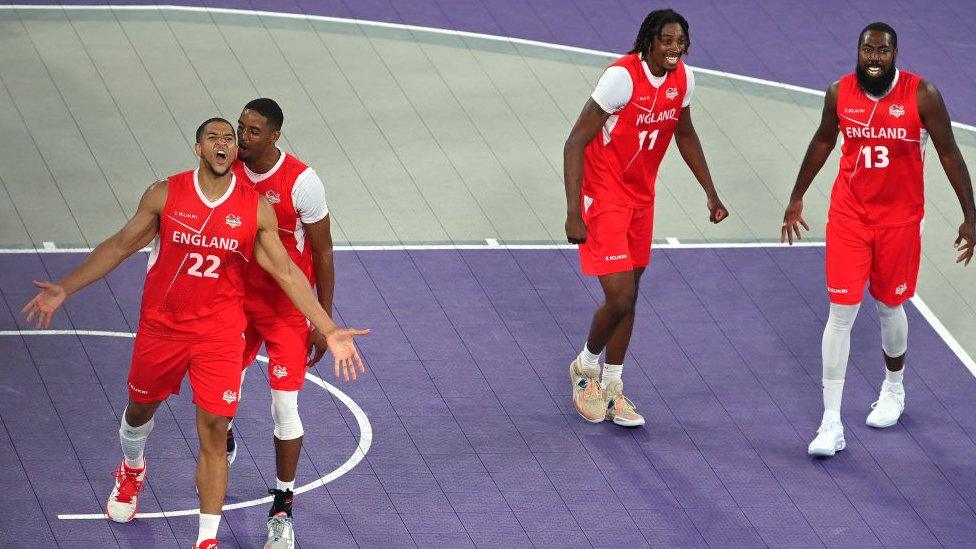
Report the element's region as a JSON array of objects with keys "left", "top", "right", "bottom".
[
  {"left": 306, "top": 330, "right": 329, "bottom": 367},
  {"left": 326, "top": 327, "right": 370, "bottom": 381},
  {"left": 955, "top": 220, "right": 975, "bottom": 266},
  {"left": 781, "top": 199, "right": 810, "bottom": 245},
  {"left": 21, "top": 280, "right": 67, "bottom": 329},
  {"left": 708, "top": 196, "right": 729, "bottom": 224},
  {"left": 565, "top": 213, "right": 587, "bottom": 244}
]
